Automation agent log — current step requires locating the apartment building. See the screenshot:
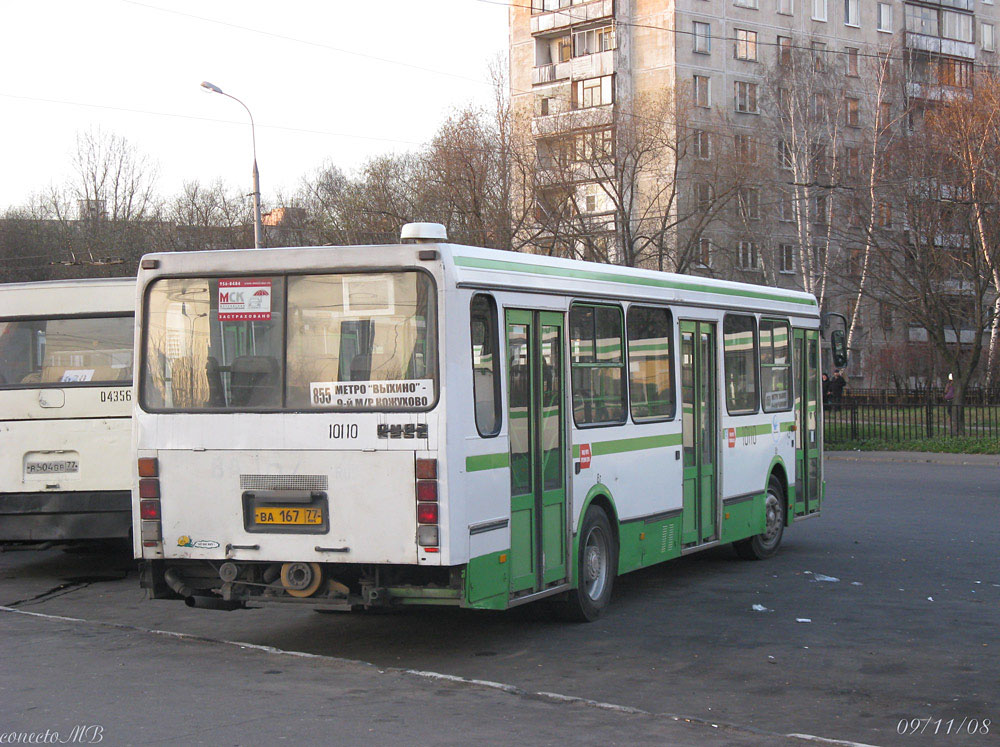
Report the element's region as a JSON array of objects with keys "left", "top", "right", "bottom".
[{"left": 510, "top": 0, "right": 998, "bottom": 383}]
